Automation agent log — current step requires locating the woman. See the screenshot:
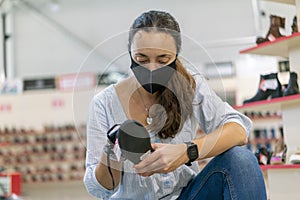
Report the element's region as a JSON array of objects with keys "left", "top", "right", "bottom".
[{"left": 84, "top": 10, "right": 267, "bottom": 200}]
